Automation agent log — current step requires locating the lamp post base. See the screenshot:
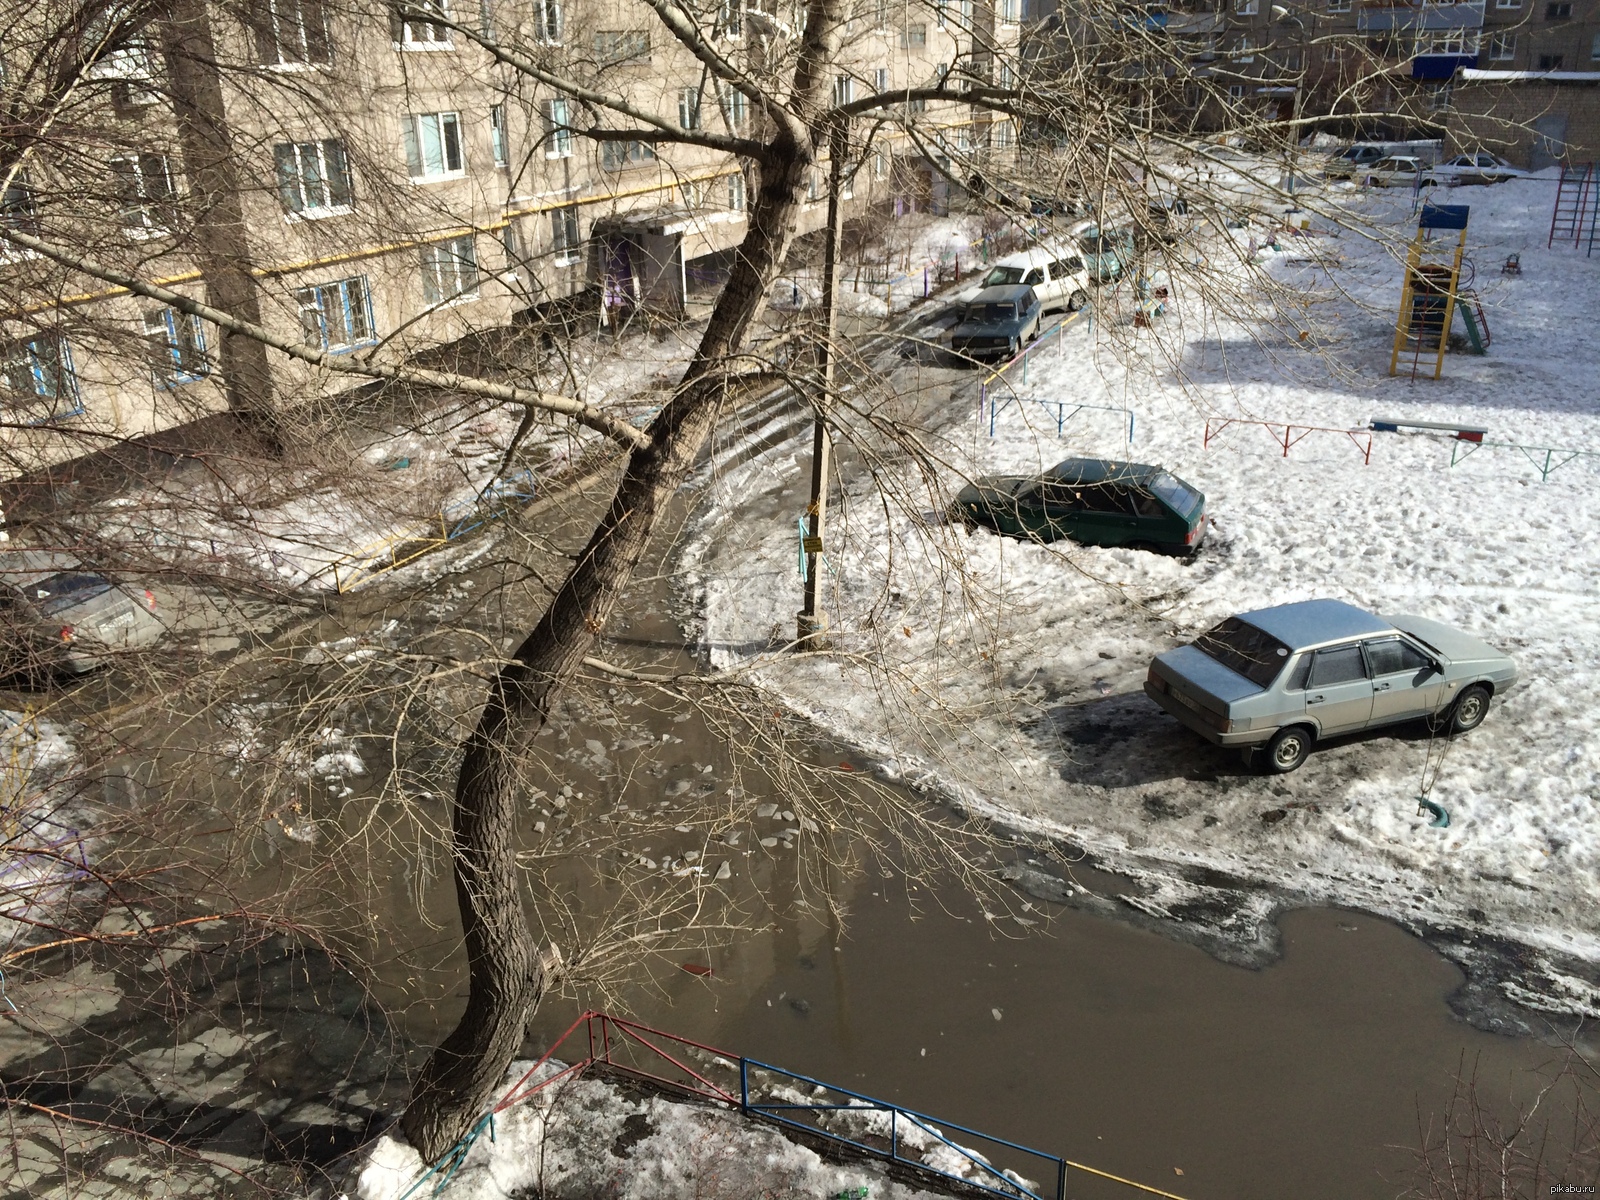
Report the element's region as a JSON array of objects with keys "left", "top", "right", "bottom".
[{"left": 794, "top": 610, "right": 829, "bottom": 652}]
